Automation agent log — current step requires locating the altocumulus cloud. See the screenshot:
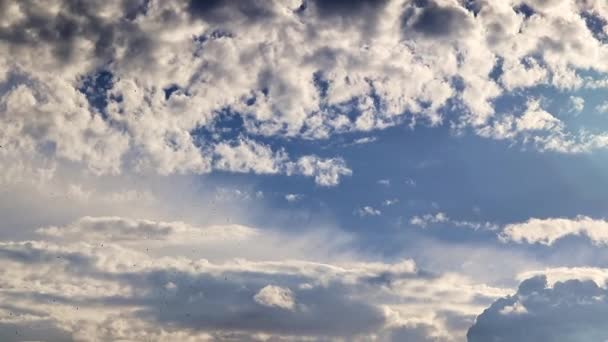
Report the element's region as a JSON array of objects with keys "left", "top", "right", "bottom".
[{"left": 2, "top": 0, "right": 608, "bottom": 186}]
